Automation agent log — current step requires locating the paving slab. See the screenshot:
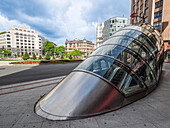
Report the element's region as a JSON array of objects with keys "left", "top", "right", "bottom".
[{"left": 0, "top": 63, "right": 170, "bottom": 128}]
